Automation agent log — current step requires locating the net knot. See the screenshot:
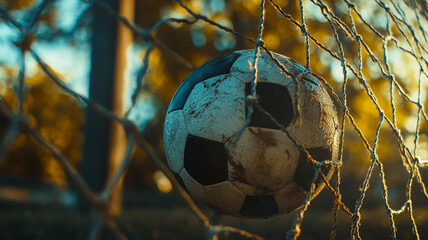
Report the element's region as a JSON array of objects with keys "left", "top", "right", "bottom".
[
  {"left": 121, "top": 118, "right": 139, "bottom": 134},
  {"left": 14, "top": 113, "right": 32, "bottom": 133},
  {"left": 415, "top": 156, "right": 421, "bottom": 163},
  {"left": 14, "top": 33, "right": 35, "bottom": 53},
  {"left": 384, "top": 35, "right": 393, "bottom": 42},
  {"left": 140, "top": 31, "right": 153, "bottom": 42},
  {"left": 319, "top": 4, "right": 328, "bottom": 15},
  {"left": 355, "top": 34, "right": 362, "bottom": 42},
  {"left": 255, "top": 39, "right": 265, "bottom": 48},
  {"left": 245, "top": 95, "right": 258, "bottom": 106},
  {"left": 347, "top": 2, "right": 356, "bottom": 9},
  {"left": 300, "top": 24, "right": 307, "bottom": 35}
]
